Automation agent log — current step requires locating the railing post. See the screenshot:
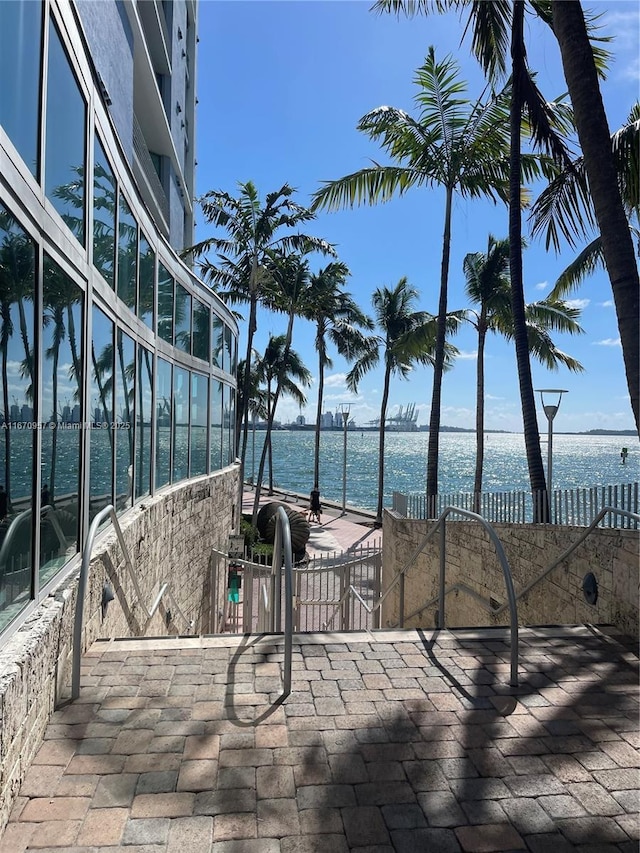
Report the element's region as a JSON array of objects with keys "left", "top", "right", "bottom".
[{"left": 438, "top": 516, "right": 446, "bottom": 629}]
